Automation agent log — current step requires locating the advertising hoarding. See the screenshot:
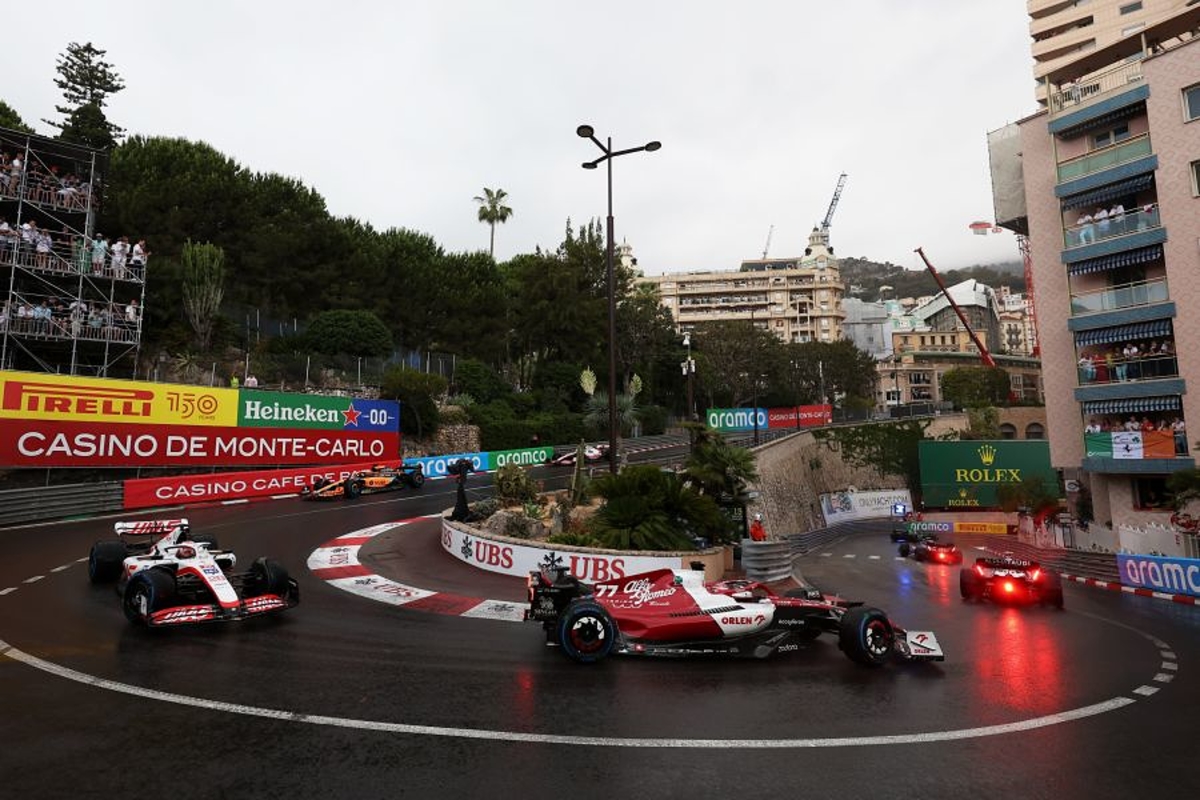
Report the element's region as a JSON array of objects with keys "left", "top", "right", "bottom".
[
  {"left": 706, "top": 405, "right": 831, "bottom": 432},
  {"left": 819, "top": 489, "right": 913, "bottom": 525},
  {"left": 123, "top": 461, "right": 390, "bottom": 508},
  {"left": 919, "top": 440, "right": 1056, "bottom": 509},
  {"left": 1117, "top": 553, "right": 1200, "bottom": 598}
]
